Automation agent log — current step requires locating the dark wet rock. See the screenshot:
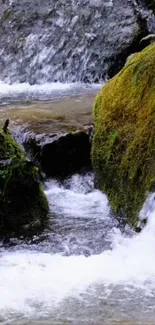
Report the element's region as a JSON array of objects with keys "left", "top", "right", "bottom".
[
  {"left": 23, "top": 129, "right": 92, "bottom": 178},
  {"left": 0, "top": 128, "right": 49, "bottom": 238},
  {"left": 135, "top": 217, "right": 147, "bottom": 232},
  {"left": 144, "top": 0, "right": 155, "bottom": 12},
  {"left": 0, "top": 0, "right": 154, "bottom": 83}
]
